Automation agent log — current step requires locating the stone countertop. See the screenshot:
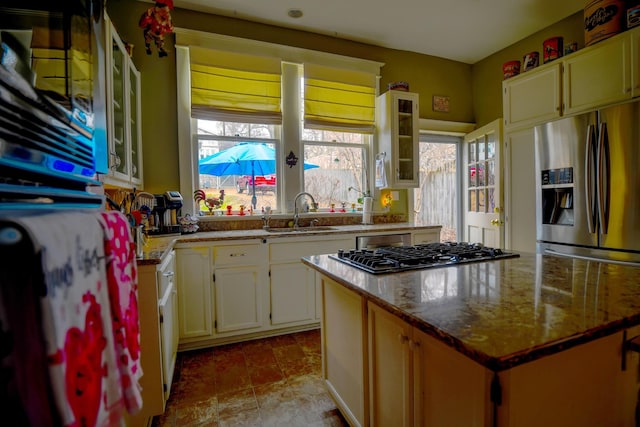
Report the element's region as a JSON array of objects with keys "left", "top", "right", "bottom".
[
  {"left": 302, "top": 252, "right": 640, "bottom": 372},
  {"left": 136, "top": 222, "right": 441, "bottom": 266}
]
